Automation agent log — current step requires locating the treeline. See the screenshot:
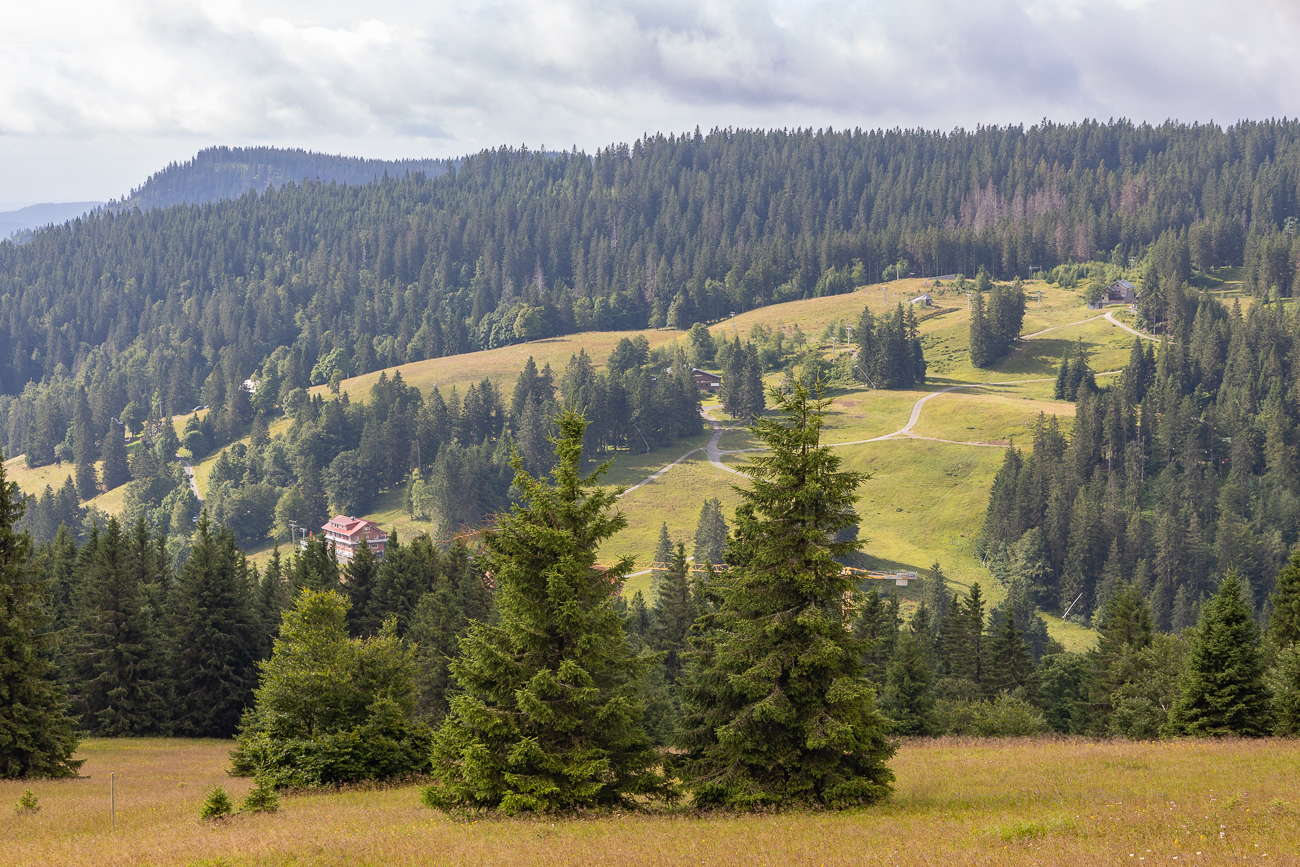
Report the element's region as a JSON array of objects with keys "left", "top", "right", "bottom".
[
  {"left": 982, "top": 291, "right": 1300, "bottom": 628},
  {"left": 10, "top": 499, "right": 491, "bottom": 742},
  {"left": 9, "top": 119, "right": 1300, "bottom": 459},
  {"left": 855, "top": 557, "right": 1300, "bottom": 739}
]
